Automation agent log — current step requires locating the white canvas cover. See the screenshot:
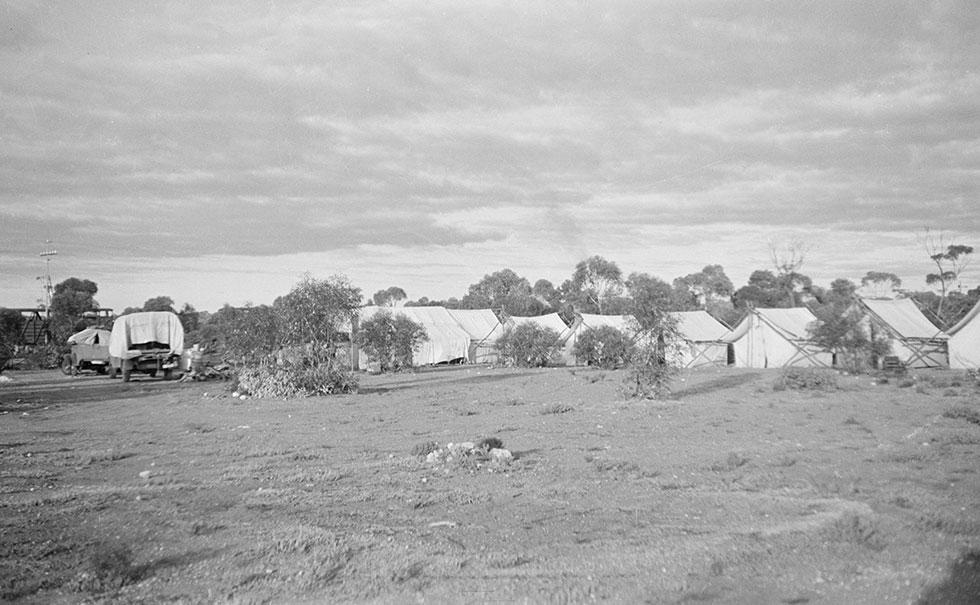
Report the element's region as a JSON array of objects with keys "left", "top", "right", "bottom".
[
  {"left": 108, "top": 312, "right": 185, "bottom": 359},
  {"left": 724, "top": 308, "right": 831, "bottom": 368},
  {"left": 67, "top": 327, "right": 111, "bottom": 346},
  {"left": 504, "top": 313, "right": 575, "bottom": 364},
  {"left": 858, "top": 298, "right": 949, "bottom": 368},
  {"left": 670, "top": 311, "right": 731, "bottom": 368},
  {"left": 446, "top": 309, "right": 504, "bottom": 363},
  {"left": 944, "top": 300, "right": 980, "bottom": 369},
  {"left": 358, "top": 306, "right": 470, "bottom": 366}
]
